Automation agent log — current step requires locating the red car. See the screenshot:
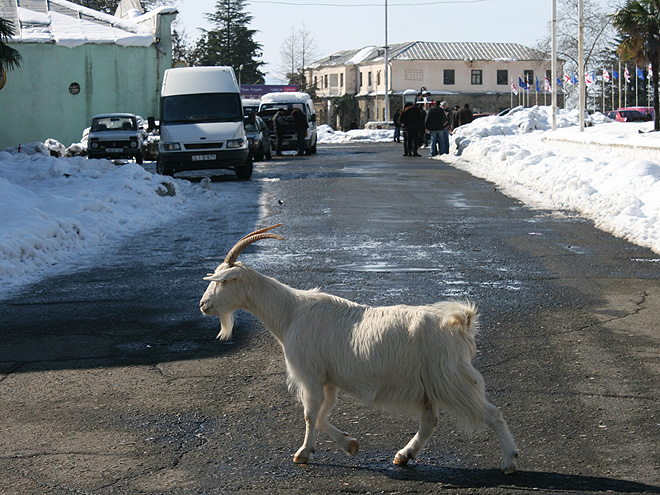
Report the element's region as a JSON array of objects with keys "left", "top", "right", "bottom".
[{"left": 605, "top": 109, "right": 647, "bottom": 122}]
